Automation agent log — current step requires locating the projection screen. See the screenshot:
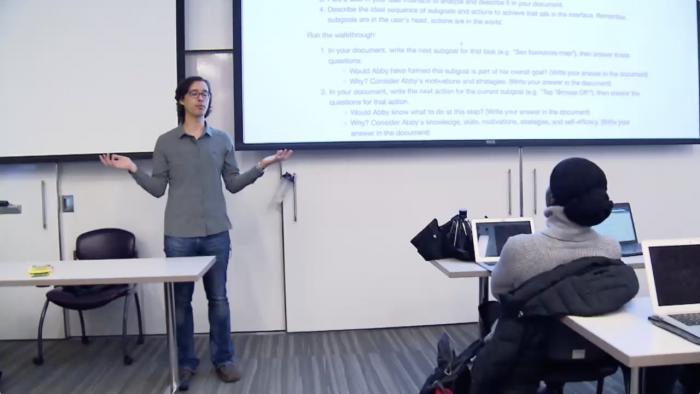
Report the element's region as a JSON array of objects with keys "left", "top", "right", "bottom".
[{"left": 234, "top": 0, "right": 700, "bottom": 149}]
